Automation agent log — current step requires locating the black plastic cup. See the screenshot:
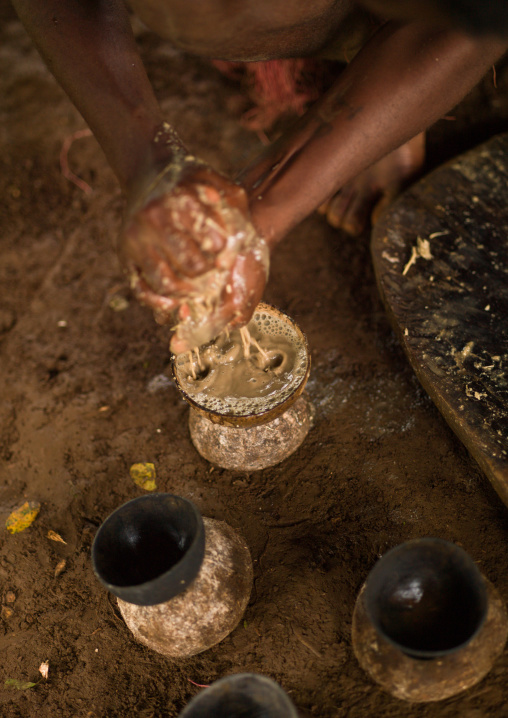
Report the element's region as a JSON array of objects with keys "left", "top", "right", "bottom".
[
  {"left": 364, "top": 538, "right": 488, "bottom": 659},
  {"left": 91, "top": 493, "right": 205, "bottom": 607},
  {"left": 179, "top": 673, "right": 298, "bottom": 718}
]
